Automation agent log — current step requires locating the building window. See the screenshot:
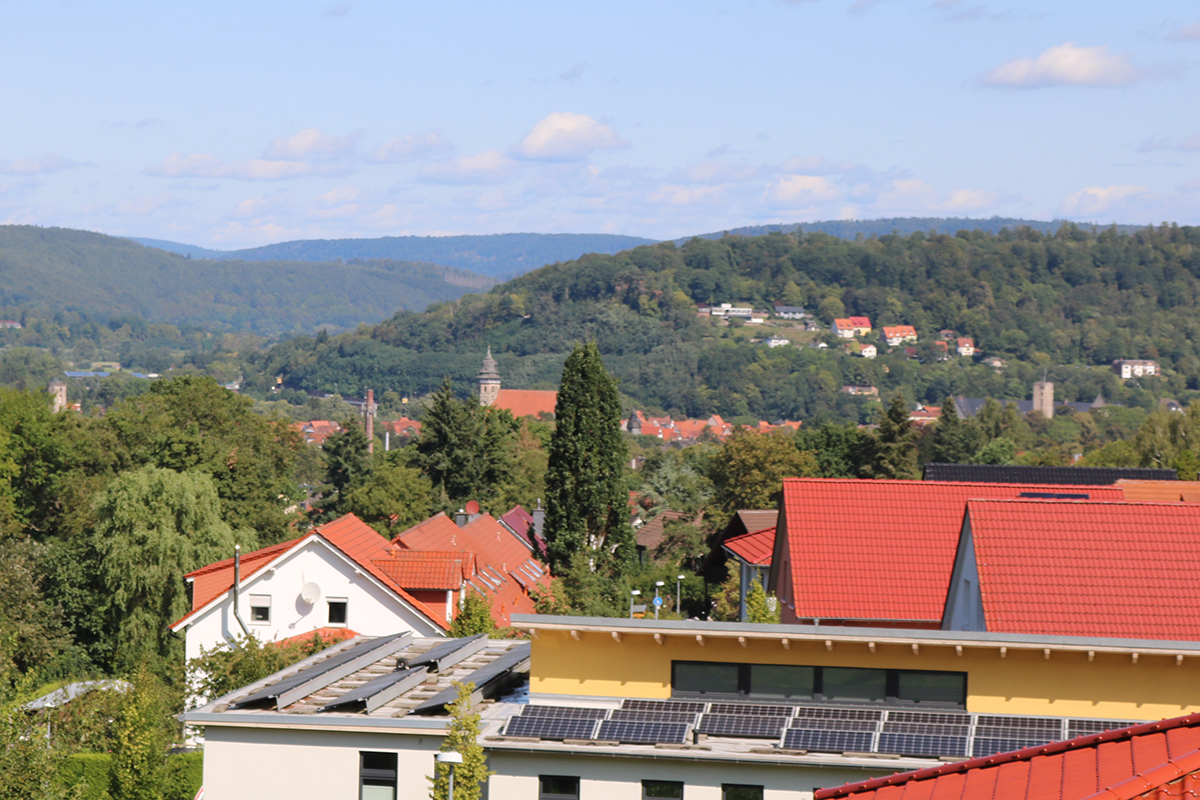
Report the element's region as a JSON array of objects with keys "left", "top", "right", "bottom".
[
  {"left": 643, "top": 781, "right": 684, "bottom": 800},
  {"left": 329, "top": 599, "right": 348, "bottom": 626},
  {"left": 539, "top": 775, "right": 579, "bottom": 800},
  {"left": 248, "top": 595, "right": 270, "bottom": 624},
  {"left": 722, "top": 786, "right": 763, "bottom": 800},
  {"left": 360, "top": 752, "right": 396, "bottom": 800},
  {"left": 671, "top": 661, "right": 965, "bottom": 708}
]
